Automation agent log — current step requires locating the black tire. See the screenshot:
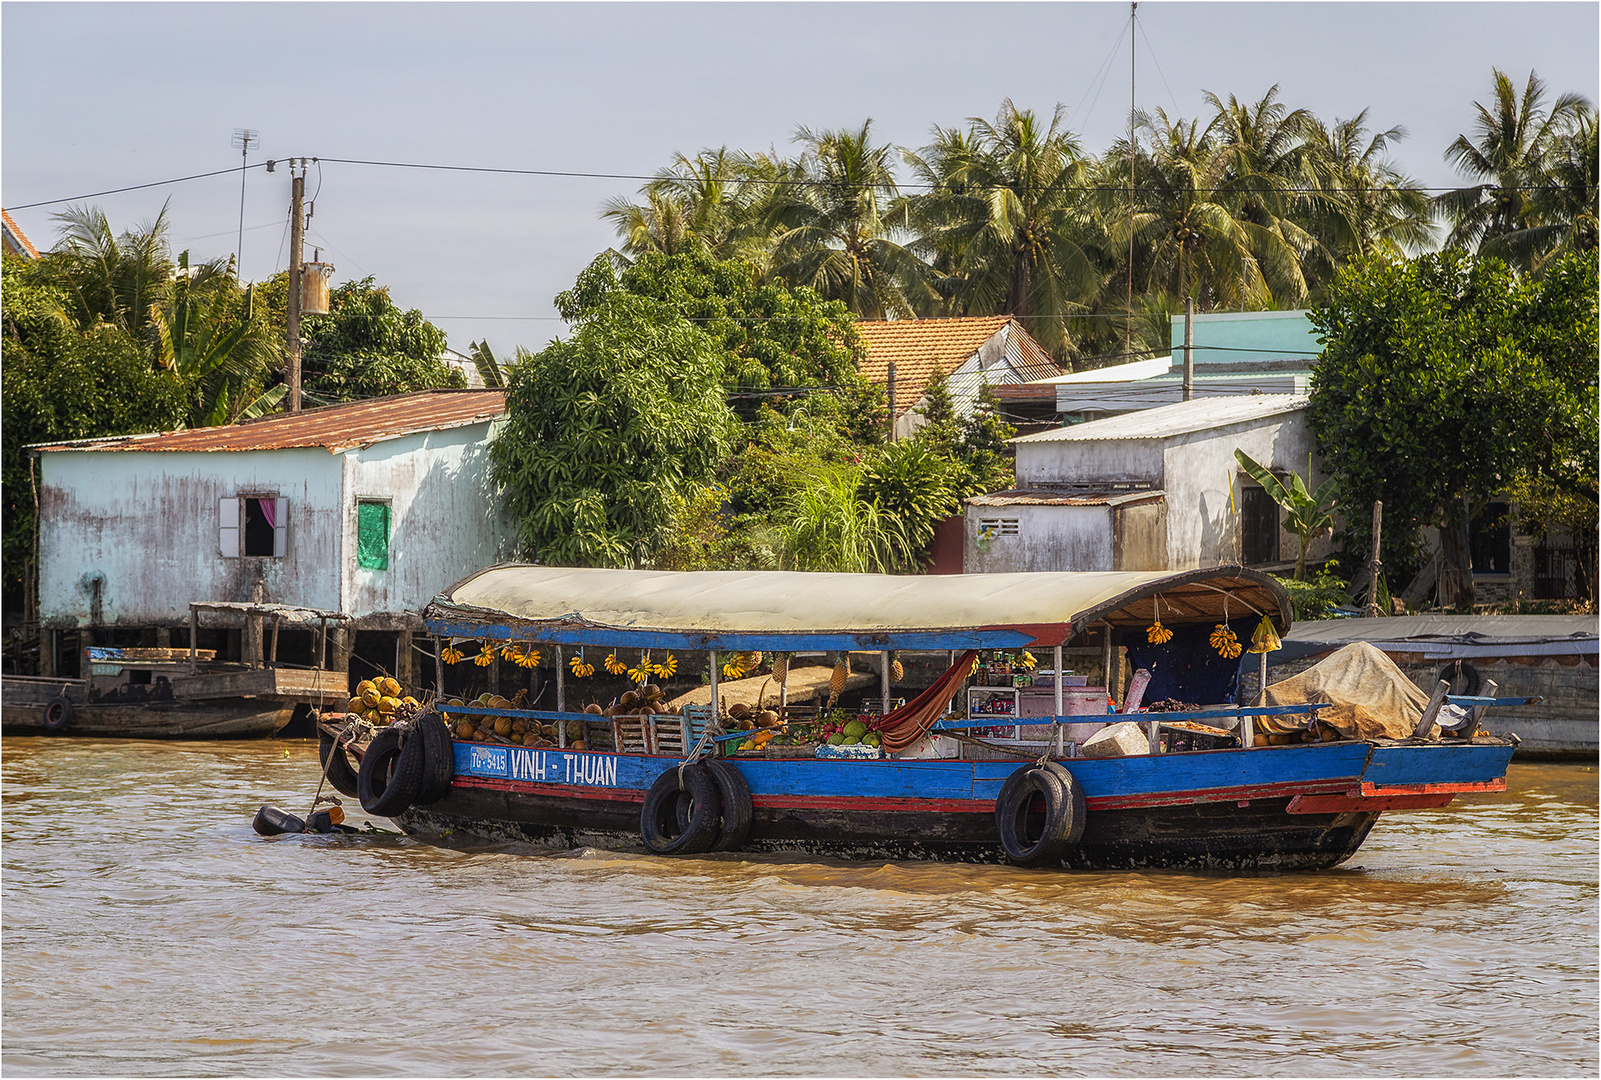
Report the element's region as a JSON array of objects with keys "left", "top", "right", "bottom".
[
  {"left": 640, "top": 764, "right": 721, "bottom": 856},
  {"left": 318, "top": 727, "right": 361, "bottom": 799},
  {"left": 706, "top": 759, "right": 753, "bottom": 853},
  {"left": 1035, "top": 760, "right": 1088, "bottom": 850},
  {"left": 1439, "top": 660, "right": 1482, "bottom": 698},
  {"left": 43, "top": 695, "right": 73, "bottom": 733},
  {"left": 995, "top": 766, "right": 1076, "bottom": 867},
  {"left": 253, "top": 804, "right": 306, "bottom": 836},
  {"left": 358, "top": 725, "right": 425, "bottom": 817},
  {"left": 410, "top": 710, "right": 456, "bottom": 806}
]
